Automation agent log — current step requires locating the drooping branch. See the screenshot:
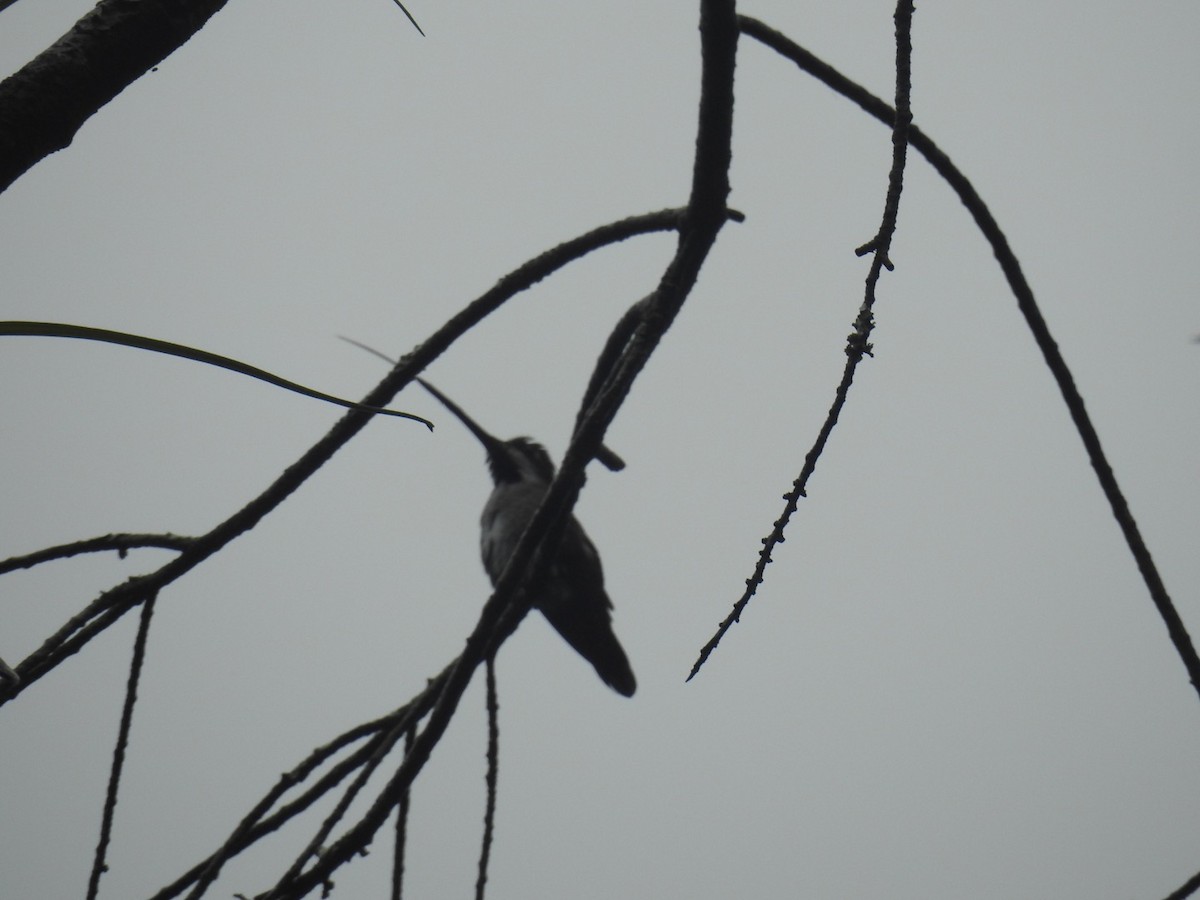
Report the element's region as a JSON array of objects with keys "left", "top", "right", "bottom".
[
  {"left": 689, "top": 4, "right": 915, "bottom": 678},
  {"left": 475, "top": 659, "right": 500, "bottom": 900},
  {"left": 88, "top": 594, "right": 158, "bottom": 900},
  {"left": 0, "top": 321, "right": 433, "bottom": 426},
  {"left": 691, "top": 15, "right": 1200, "bottom": 705}
]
